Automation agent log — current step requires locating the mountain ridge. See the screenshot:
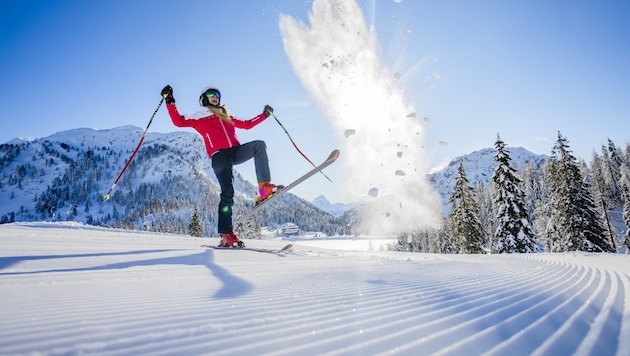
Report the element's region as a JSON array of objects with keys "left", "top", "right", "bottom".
[
  {"left": 0, "top": 126, "right": 345, "bottom": 236},
  {"left": 312, "top": 147, "right": 547, "bottom": 216},
  {"left": 427, "top": 146, "right": 548, "bottom": 211},
  {"left": 1, "top": 125, "right": 549, "bottom": 233}
]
